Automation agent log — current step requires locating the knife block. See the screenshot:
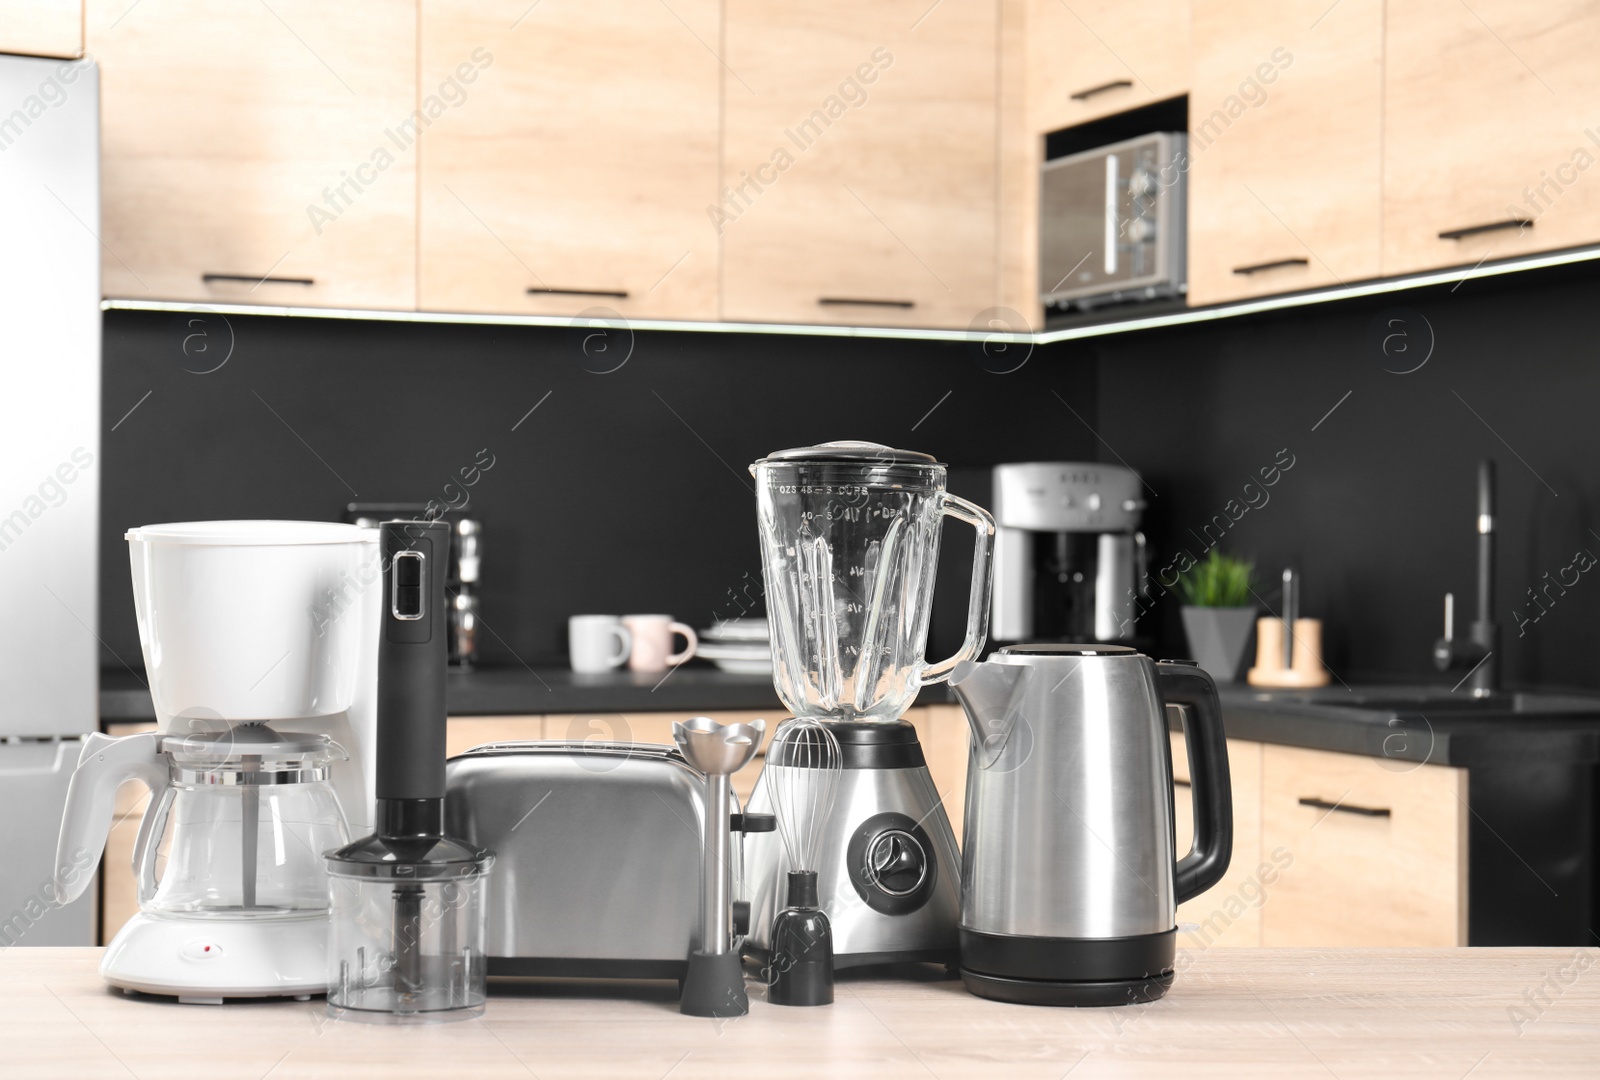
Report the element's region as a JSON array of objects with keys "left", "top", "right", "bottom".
[{"left": 1247, "top": 617, "right": 1330, "bottom": 688}]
